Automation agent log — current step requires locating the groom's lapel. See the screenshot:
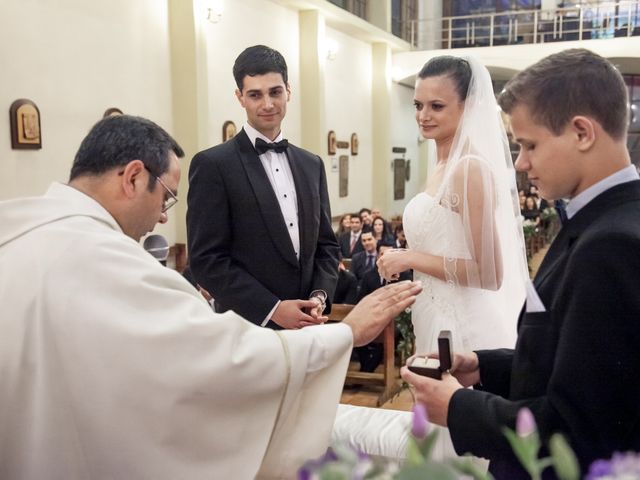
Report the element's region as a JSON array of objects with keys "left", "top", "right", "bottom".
[{"left": 236, "top": 130, "right": 299, "bottom": 267}]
